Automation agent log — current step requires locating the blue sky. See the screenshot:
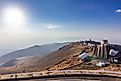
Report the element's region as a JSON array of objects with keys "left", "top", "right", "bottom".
[{"left": 0, "top": 0, "right": 121, "bottom": 49}]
